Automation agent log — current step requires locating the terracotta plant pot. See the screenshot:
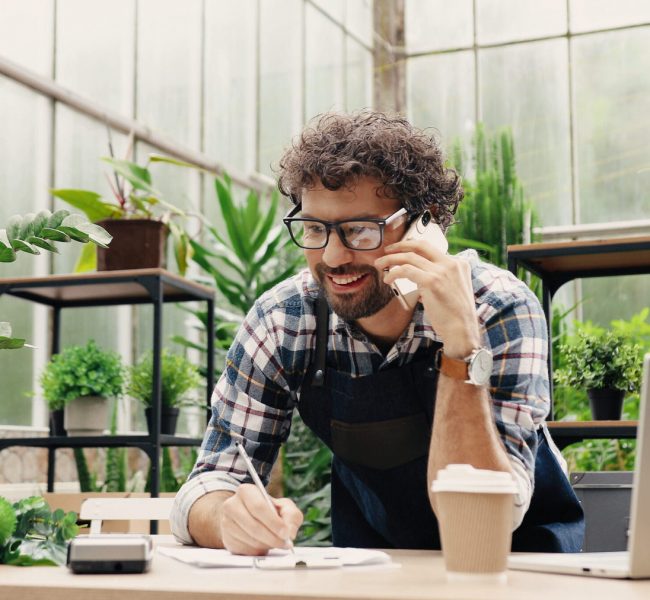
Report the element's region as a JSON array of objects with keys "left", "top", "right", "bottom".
[
  {"left": 587, "top": 388, "right": 625, "bottom": 420},
  {"left": 96, "top": 219, "right": 168, "bottom": 271},
  {"left": 145, "top": 406, "right": 180, "bottom": 435}
]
